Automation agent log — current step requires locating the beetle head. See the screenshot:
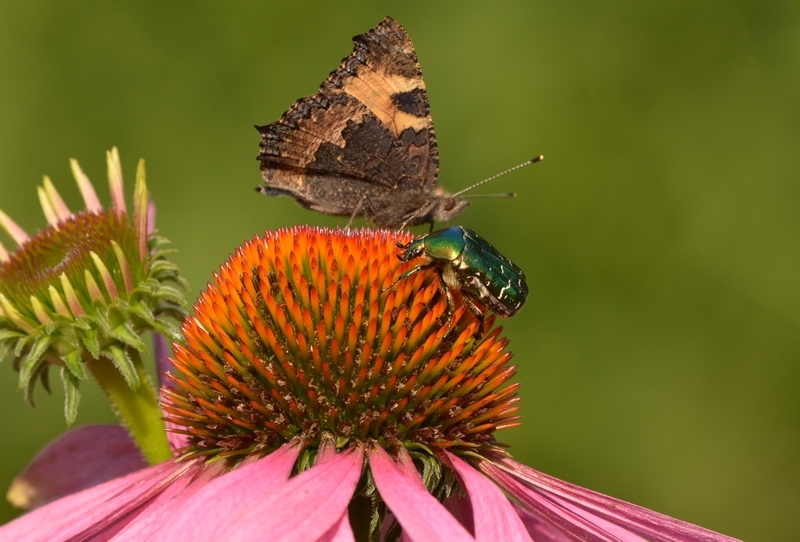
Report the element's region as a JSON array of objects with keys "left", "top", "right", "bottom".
[{"left": 396, "top": 238, "right": 426, "bottom": 262}]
